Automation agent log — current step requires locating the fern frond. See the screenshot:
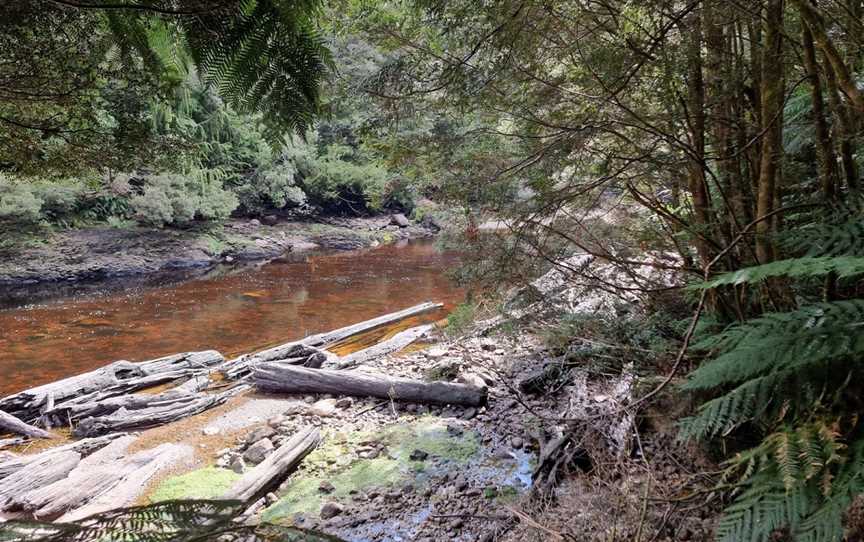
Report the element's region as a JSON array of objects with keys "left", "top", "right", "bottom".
[{"left": 697, "top": 257, "right": 864, "bottom": 289}]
